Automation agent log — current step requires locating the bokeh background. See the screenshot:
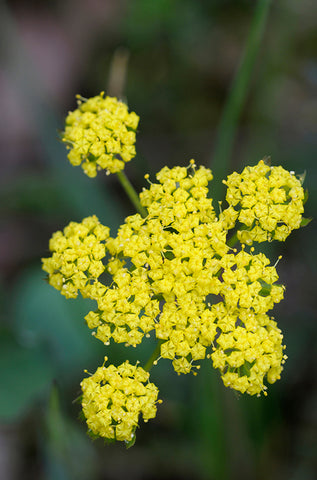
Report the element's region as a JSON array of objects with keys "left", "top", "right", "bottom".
[{"left": 0, "top": 0, "right": 316, "bottom": 479}]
